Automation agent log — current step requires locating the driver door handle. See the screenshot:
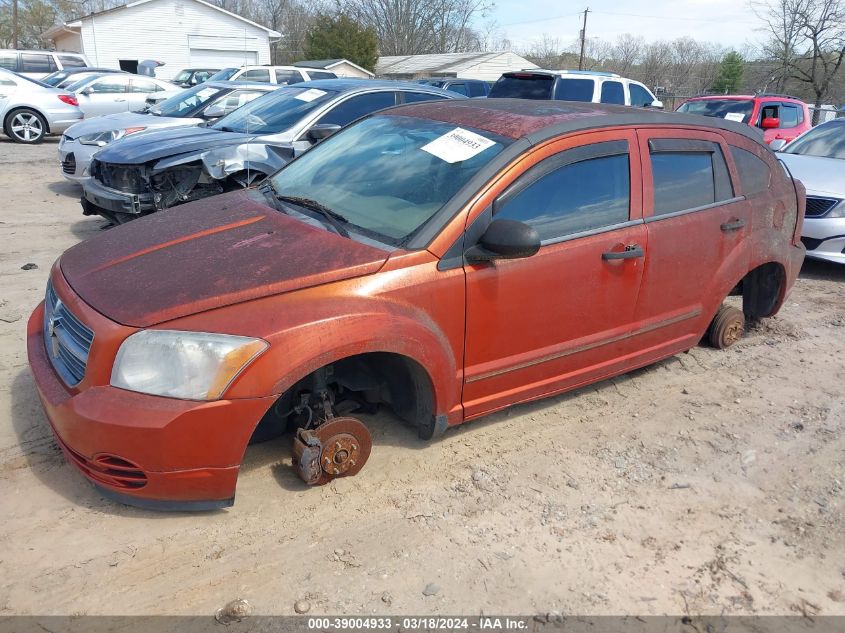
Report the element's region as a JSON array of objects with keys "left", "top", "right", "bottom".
[
  {"left": 602, "top": 244, "right": 644, "bottom": 260},
  {"left": 721, "top": 218, "right": 746, "bottom": 232}
]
